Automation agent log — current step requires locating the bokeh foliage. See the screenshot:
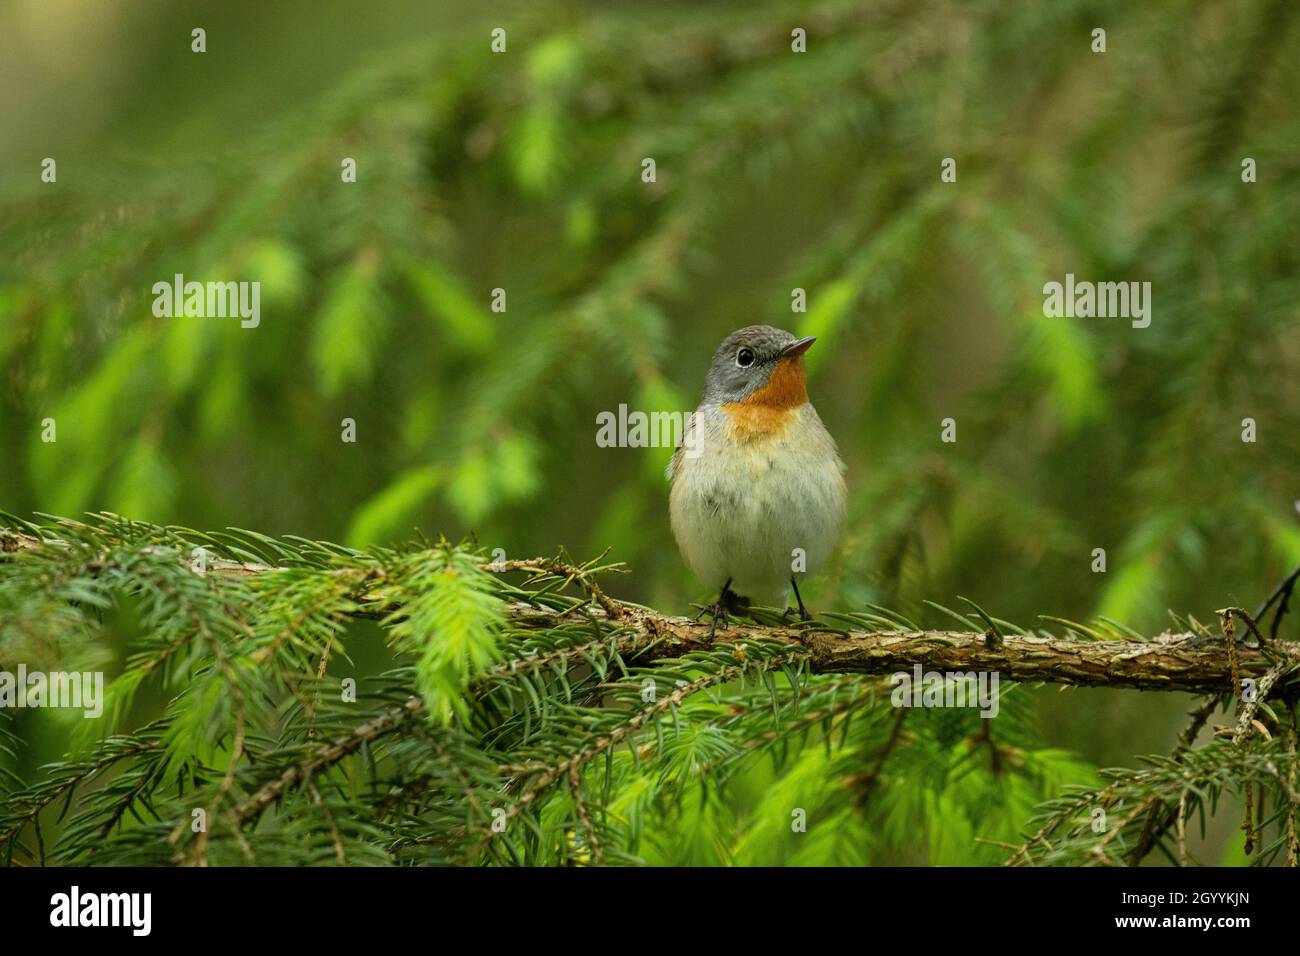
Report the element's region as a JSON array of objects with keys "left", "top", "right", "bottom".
[{"left": 1, "top": 0, "right": 1299, "bottom": 864}]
